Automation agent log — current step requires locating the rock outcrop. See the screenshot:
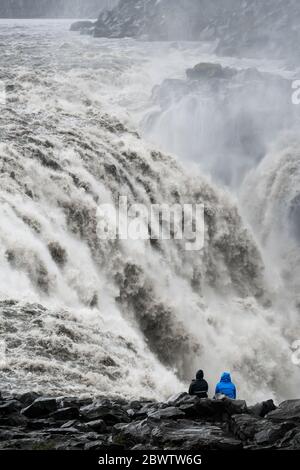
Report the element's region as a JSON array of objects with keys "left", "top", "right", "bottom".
[{"left": 1, "top": 391, "right": 300, "bottom": 450}]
